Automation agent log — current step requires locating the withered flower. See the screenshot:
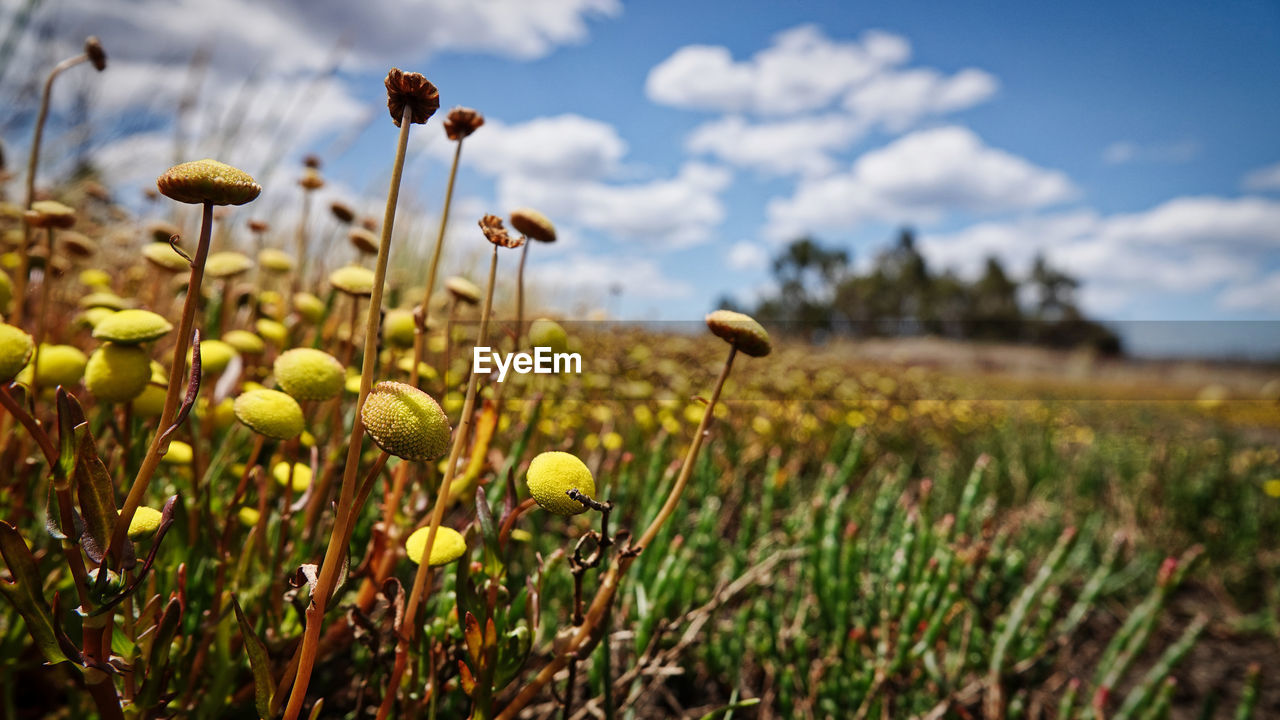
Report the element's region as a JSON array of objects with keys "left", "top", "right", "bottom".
[
  {"left": 85, "top": 36, "right": 107, "bottom": 72},
  {"left": 443, "top": 107, "right": 485, "bottom": 141},
  {"left": 385, "top": 68, "right": 440, "bottom": 127},
  {"left": 479, "top": 213, "right": 523, "bottom": 248}
]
